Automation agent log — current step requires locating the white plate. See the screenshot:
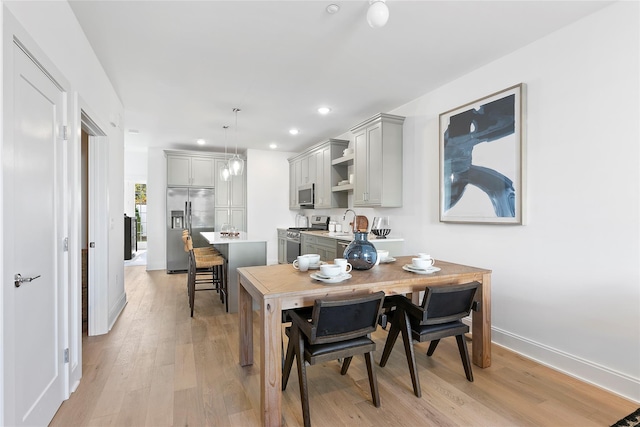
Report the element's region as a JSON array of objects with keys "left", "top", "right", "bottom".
[
  {"left": 379, "top": 257, "right": 396, "bottom": 264},
  {"left": 402, "top": 264, "right": 441, "bottom": 274},
  {"left": 310, "top": 272, "right": 352, "bottom": 284},
  {"left": 308, "top": 261, "right": 328, "bottom": 270}
]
